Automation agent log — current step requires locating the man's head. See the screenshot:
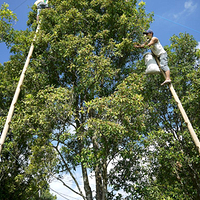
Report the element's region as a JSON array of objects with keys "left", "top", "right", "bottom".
[{"left": 143, "top": 29, "right": 154, "bottom": 38}]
